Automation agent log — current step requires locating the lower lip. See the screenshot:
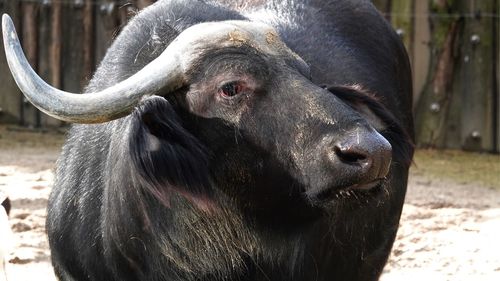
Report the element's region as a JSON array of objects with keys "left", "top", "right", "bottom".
[
  {"left": 345, "top": 179, "right": 383, "bottom": 191},
  {"left": 311, "top": 179, "right": 384, "bottom": 202}
]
